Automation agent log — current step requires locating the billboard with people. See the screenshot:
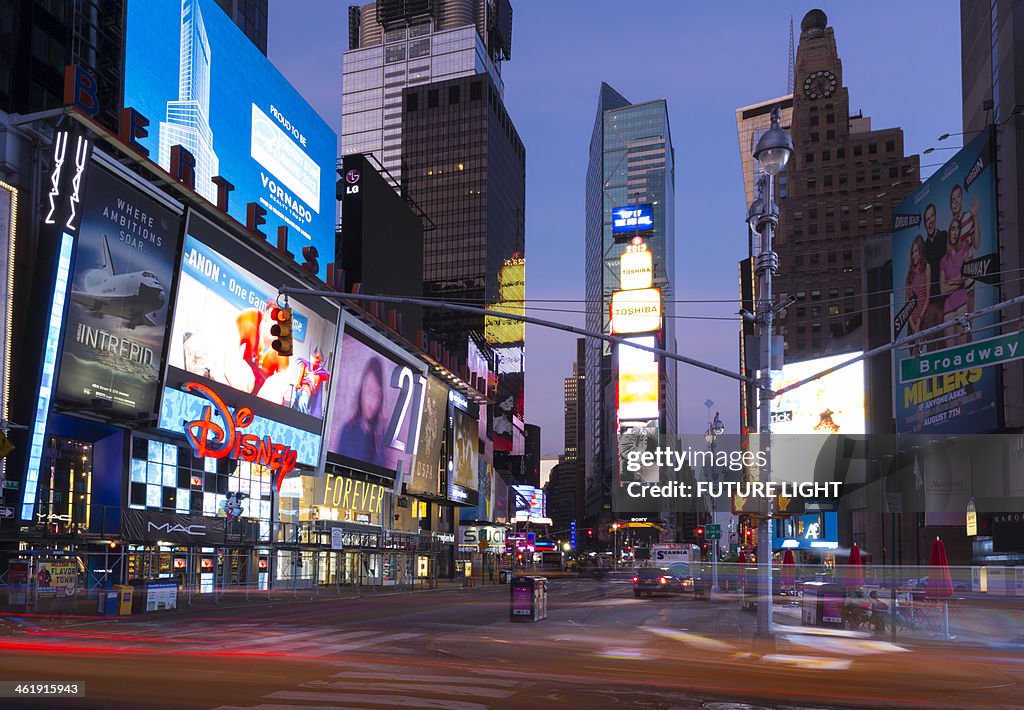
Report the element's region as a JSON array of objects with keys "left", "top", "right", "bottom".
[{"left": 891, "top": 128, "right": 1000, "bottom": 435}]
